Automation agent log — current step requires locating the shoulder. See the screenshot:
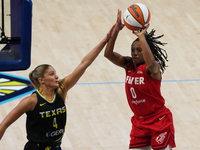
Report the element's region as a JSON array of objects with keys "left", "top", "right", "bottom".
[
  {"left": 57, "top": 79, "right": 67, "bottom": 101},
  {"left": 29, "top": 93, "right": 38, "bottom": 102},
  {"left": 21, "top": 93, "right": 38, "bottom": 112},
  {"left": 123, "top": 56, "right": 133, "bottom": 69}
]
